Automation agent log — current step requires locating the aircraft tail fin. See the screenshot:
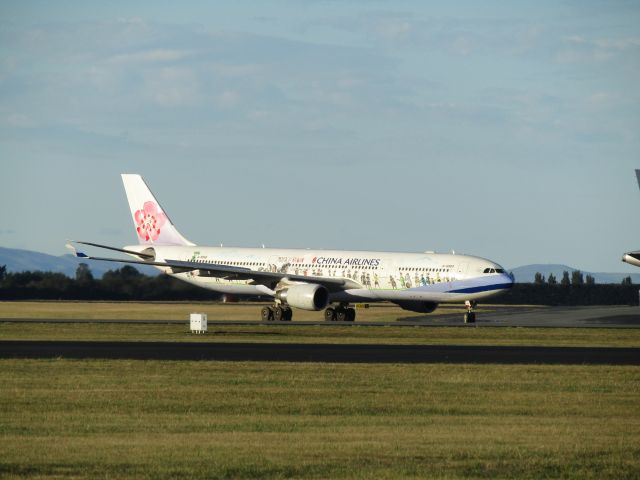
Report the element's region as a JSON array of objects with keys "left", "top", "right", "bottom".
[{"left": 121, "top": 174, "right": 194, "bottom": 246}]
